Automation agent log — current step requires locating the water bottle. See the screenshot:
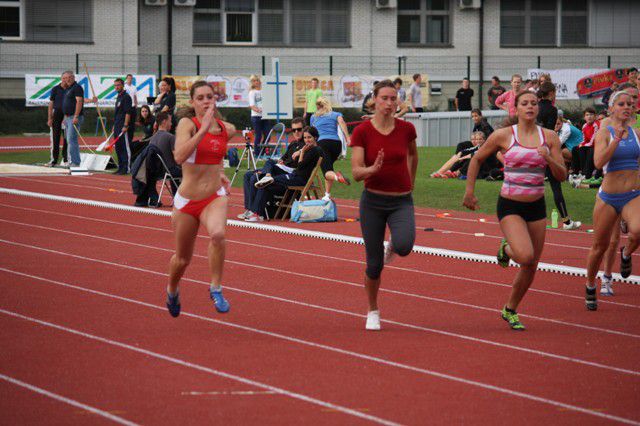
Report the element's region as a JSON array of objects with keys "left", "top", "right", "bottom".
[{"left": 551, "top": 209, "right": 559, "bottom": 228}]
